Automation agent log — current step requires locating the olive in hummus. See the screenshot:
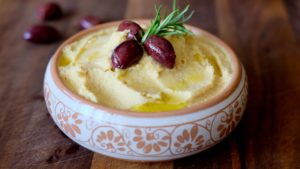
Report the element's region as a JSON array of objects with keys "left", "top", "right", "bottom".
[{"left": 58, "top": 26, "right": 233, "bottom": 112}]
